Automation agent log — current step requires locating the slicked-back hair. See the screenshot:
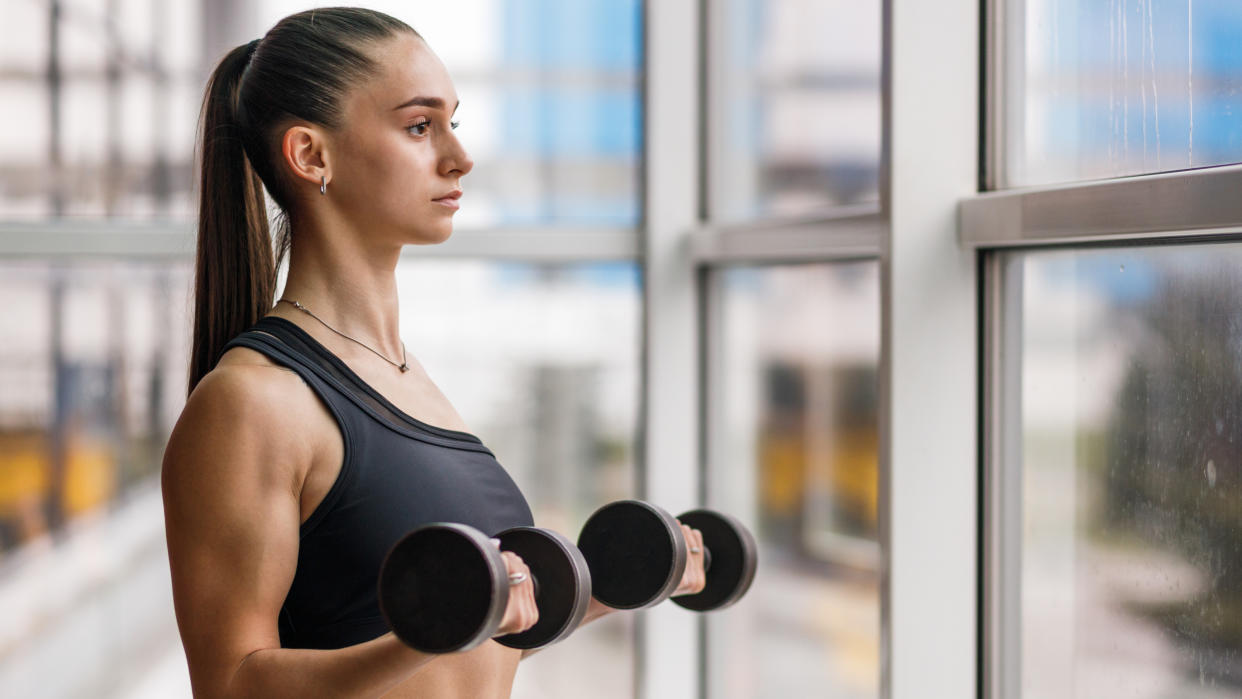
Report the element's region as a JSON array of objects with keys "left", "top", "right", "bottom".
[{"left": 190, "top": 8, "right": 418, "bottom": 396}]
